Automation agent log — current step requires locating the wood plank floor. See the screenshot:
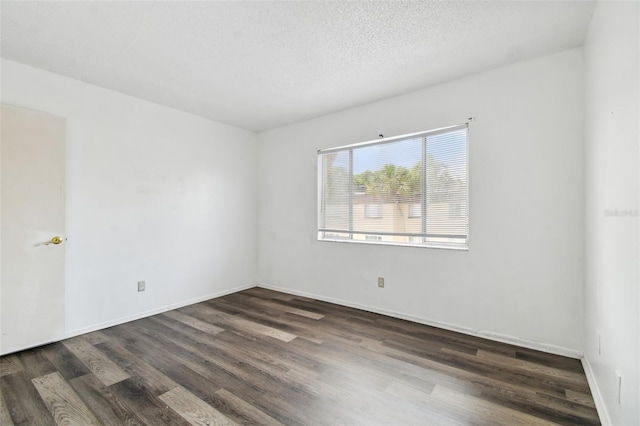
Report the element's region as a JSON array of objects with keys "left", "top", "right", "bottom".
[{"left": 0, "top": 287, "right": 600, "bottom": 425}]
